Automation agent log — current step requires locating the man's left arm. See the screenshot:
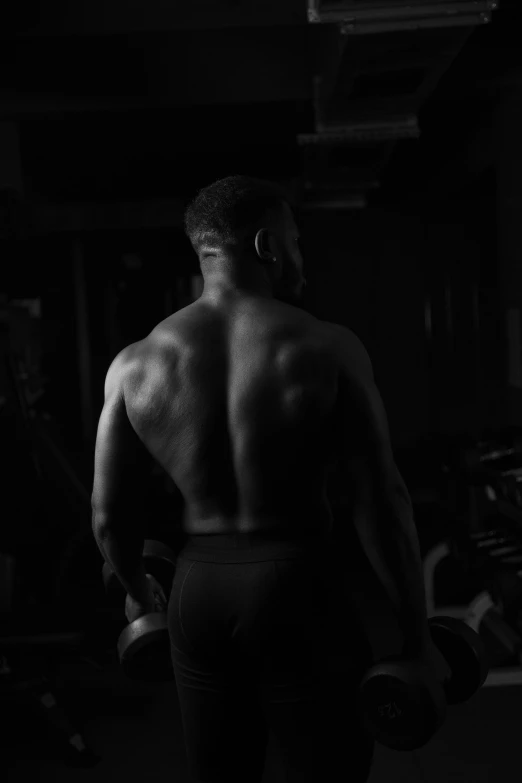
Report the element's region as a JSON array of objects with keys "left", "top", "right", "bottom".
[{"left": 91, "top": 349, "right": 151, "bottom": 603}]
